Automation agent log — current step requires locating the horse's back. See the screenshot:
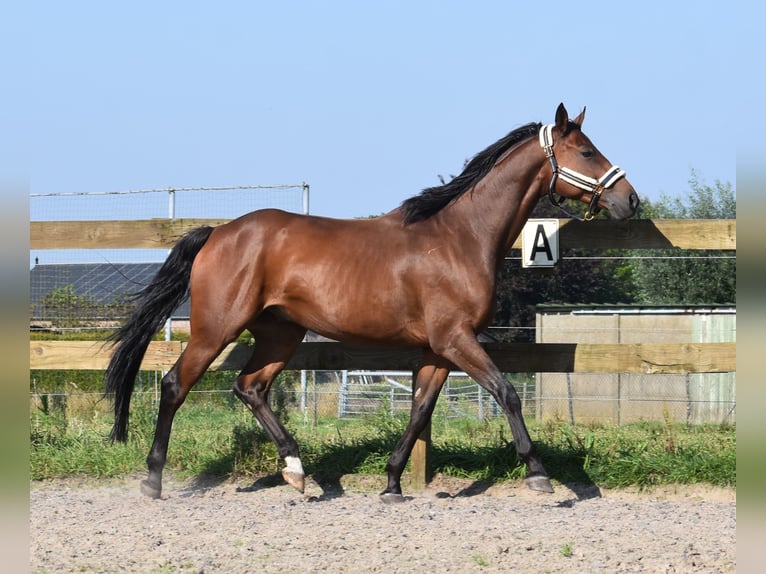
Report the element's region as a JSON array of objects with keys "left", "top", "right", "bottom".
[
  {"left": 189, "top": 208, "right": 438, "bottom": 344},
  {"left": 210, "top": 208, "right": 409, "bottom": 260}
]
